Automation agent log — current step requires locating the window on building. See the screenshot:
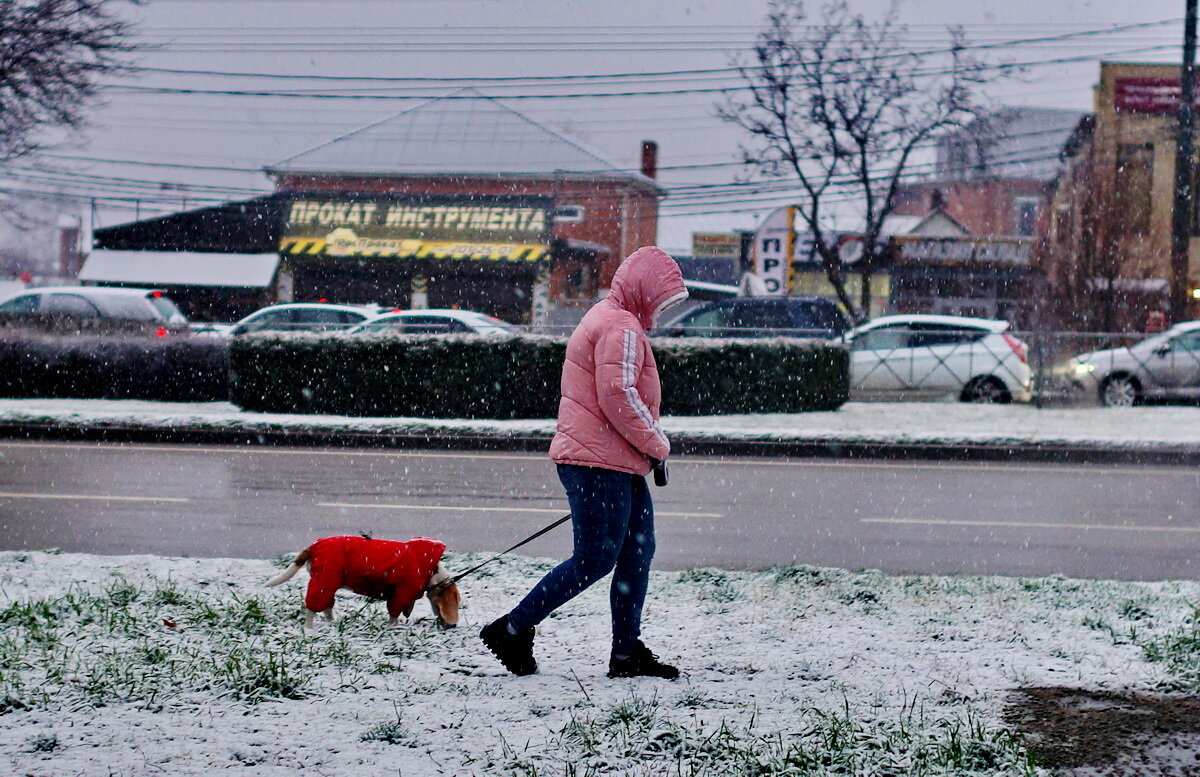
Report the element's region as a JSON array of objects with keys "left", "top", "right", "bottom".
[
  {"left": 1115, "top": 143, "right": 1154, "bottom": 236},
  {"left": 552, "top": 205, "right": 585, "bottom": 223},
  {"left": 1014, "top": 197, "right": 1040, "bottom": 236}
]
